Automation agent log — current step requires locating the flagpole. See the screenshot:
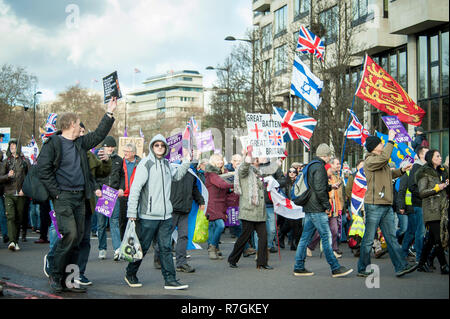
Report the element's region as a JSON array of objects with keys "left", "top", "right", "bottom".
[{"left": 339, "top": 54, "right": 366, "bottom": 176}]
